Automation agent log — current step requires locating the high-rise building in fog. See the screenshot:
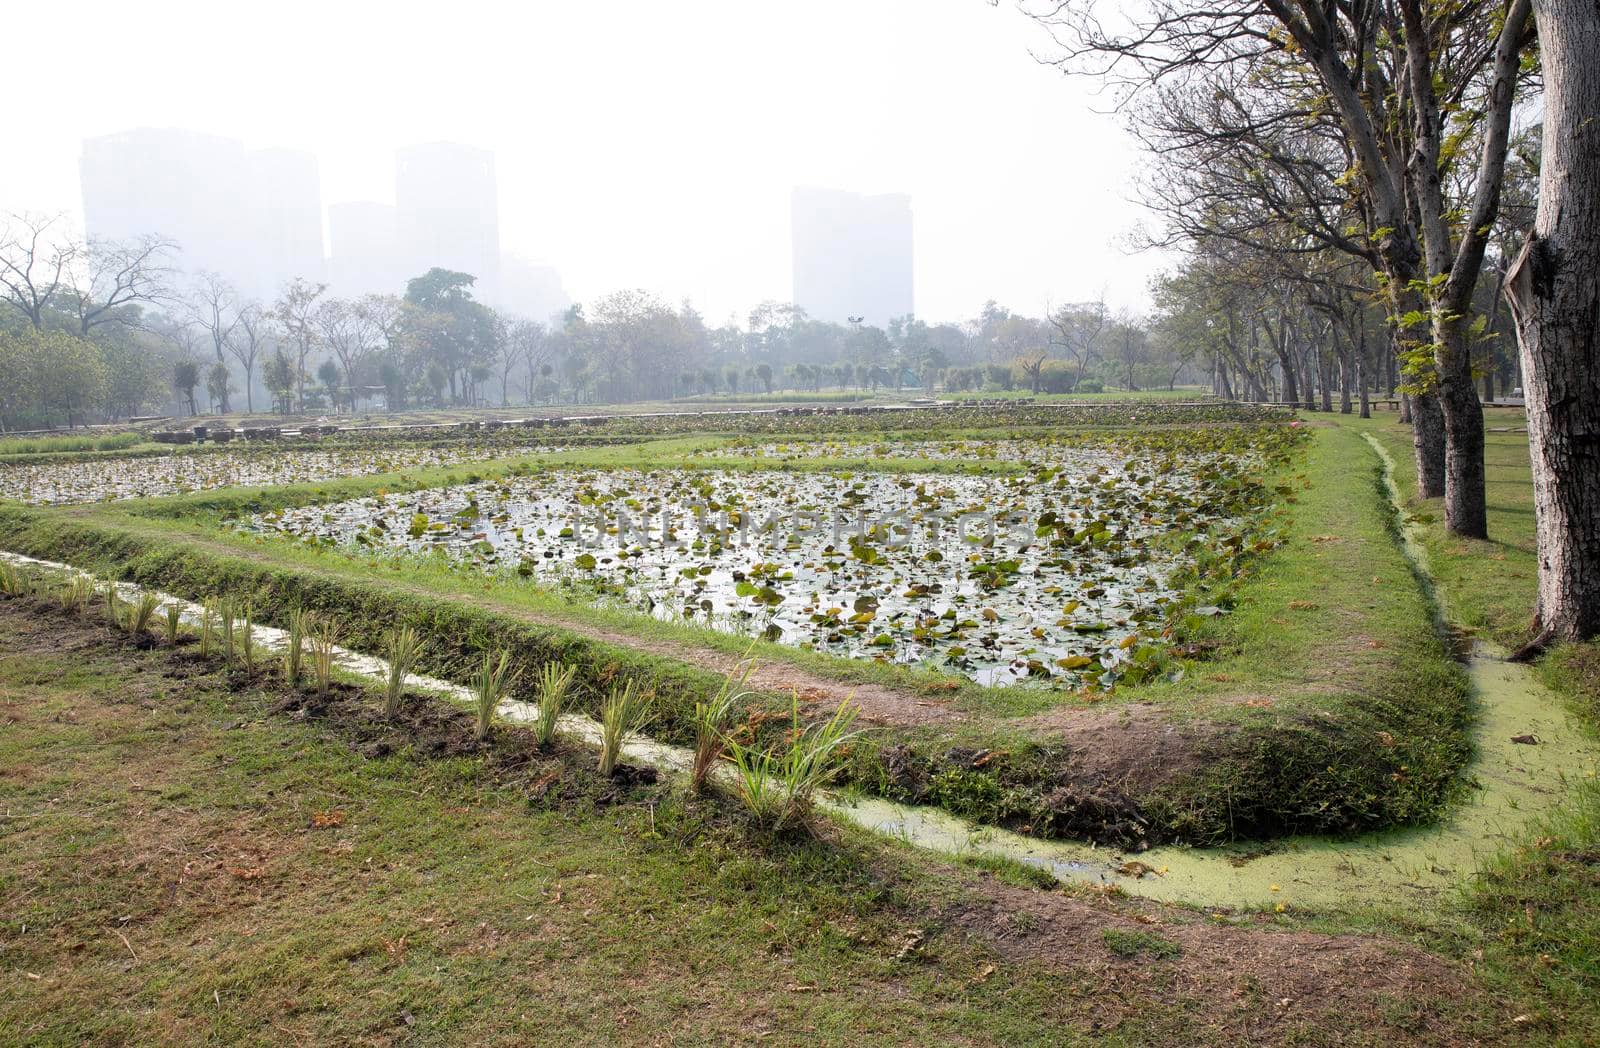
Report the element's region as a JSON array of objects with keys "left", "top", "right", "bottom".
[
  {"left": 790, "top": 186, "right": 913, "bottom": 328},
  {"left": 80, "top": 128, "right": 325, "bottom": 301},
  {"left": 246, "top": 148, "right": 326, "bottom": 299},
  {"left": 498, "top": 254, "right": 572, "bottom": 326},
  {"left": 395, "top": 142, "right": 500, "bottom": 294},
  {"left": 328, "top": 201, "right": 403, "bottom": 298}
]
